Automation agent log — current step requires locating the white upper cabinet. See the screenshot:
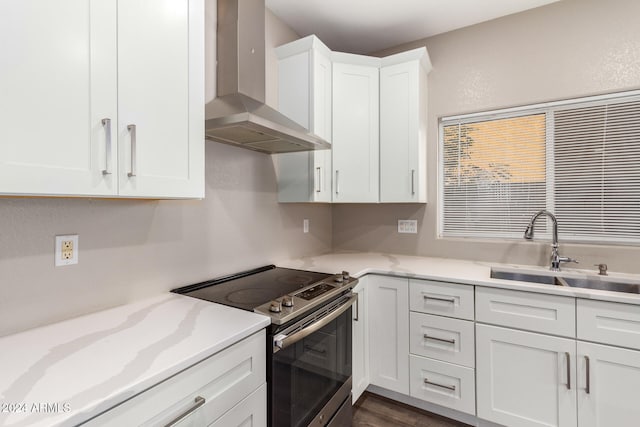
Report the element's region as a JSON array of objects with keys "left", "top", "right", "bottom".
[
  {"left": 0, "top": 0, "right": 204, "bottom": 198},
  {"left": 274, "top": 36, "right": 430, "bottom": 204},
  {"left": 332, "top": 54, "right": 380, "bottom": 203},
  {"left": 117, "top": 0, "right": 204, "bottom": 198},
  {"left": 275, "top": 35, "right": 332, "bottom": 203},
  {"left": 380, "top": 49, "right": 431, "bottom": 203},
  {"left": 0, "top": 0, "right": 117, "bottom": 196}
]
